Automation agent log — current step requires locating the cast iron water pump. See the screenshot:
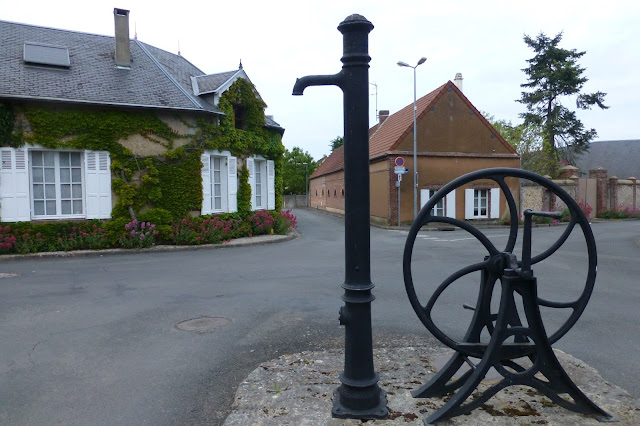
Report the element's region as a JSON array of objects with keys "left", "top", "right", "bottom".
[{"left": 292, "top": 14, "right": 388, "bottom": 419}]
